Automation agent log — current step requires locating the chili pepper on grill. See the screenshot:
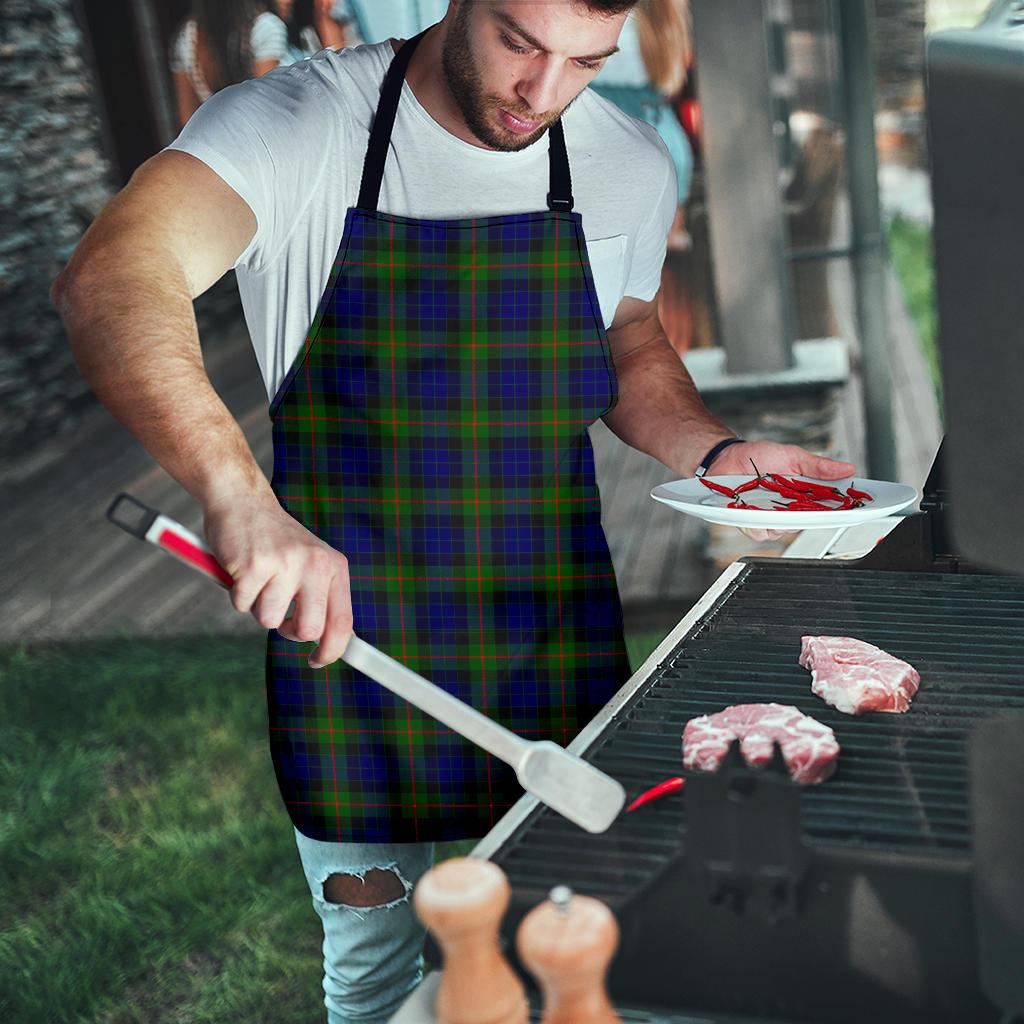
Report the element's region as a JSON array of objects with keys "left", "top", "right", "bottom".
[{"left": 625, "top": 776, "right": 686, "bottom": 812}]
